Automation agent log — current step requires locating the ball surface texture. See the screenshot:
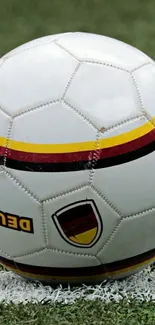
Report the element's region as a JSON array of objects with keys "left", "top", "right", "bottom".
[{"left": 0, "top": 32, "right": 155, "bottom": 284}]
